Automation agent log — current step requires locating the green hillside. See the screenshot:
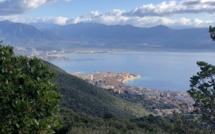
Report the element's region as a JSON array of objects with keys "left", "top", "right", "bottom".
[
  {"left": 44, "top": 61, "right": 212, "bottom": 134},
  {"left": 44, "top": 61, "right": 149, "bottom": 118}
]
